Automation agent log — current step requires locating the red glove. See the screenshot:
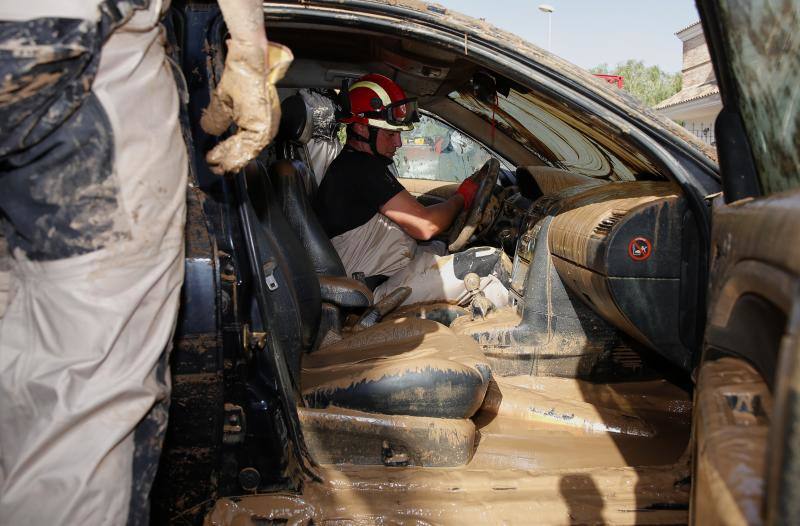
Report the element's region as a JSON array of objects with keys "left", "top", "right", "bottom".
[{"left": 456, "top": 177, "right": 479, "bottom": 210}]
